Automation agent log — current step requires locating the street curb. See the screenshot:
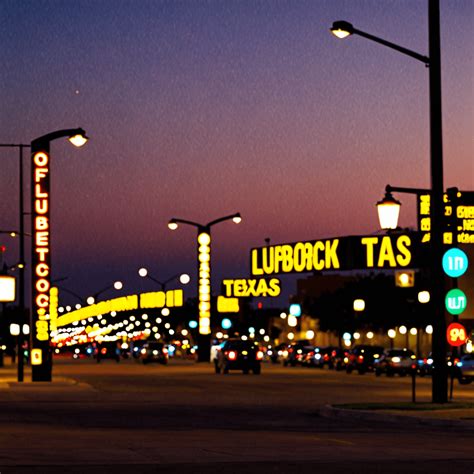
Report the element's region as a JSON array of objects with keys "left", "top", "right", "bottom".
[{"left": 319, "top": 404, "right": 474, "bottom": 432}]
